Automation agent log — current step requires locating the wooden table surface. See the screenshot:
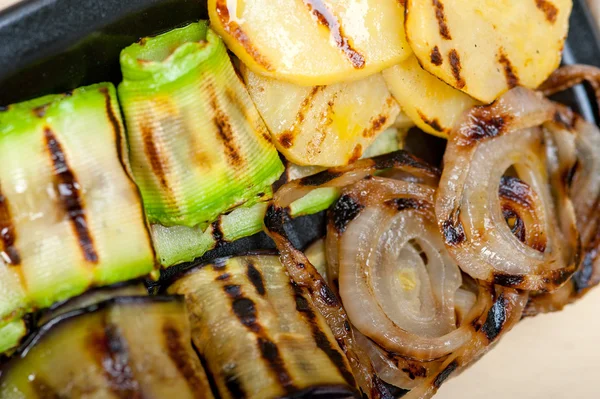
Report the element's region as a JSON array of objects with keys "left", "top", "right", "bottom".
[{"left": 0, "top": 0, "right": 599, "bottom": 398}]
